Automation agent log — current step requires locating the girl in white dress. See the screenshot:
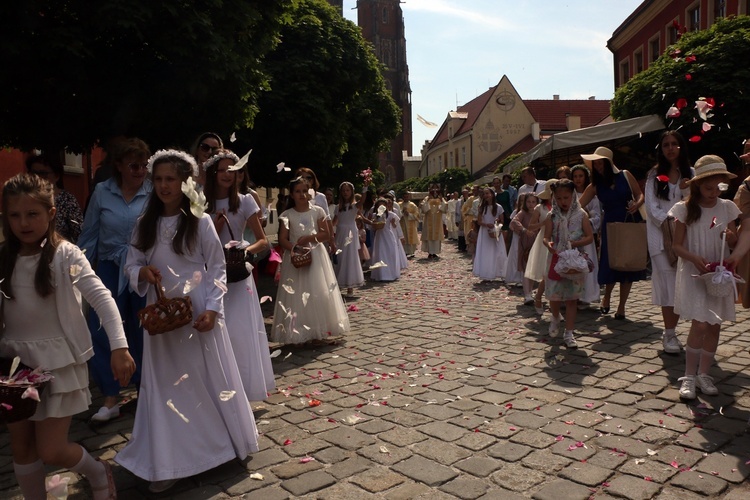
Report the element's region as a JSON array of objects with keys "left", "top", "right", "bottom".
[
  {"left": 509, "top": 193, "right": 538, "bottom": 304},
  {"left": 572, "top": 165, "right": 601, "bottom": 307},
  {"left": 271, "top": 177, "right": 350, "bottom": 344},
  {"left": 473, "top": 187, "right": 507, "bottom": 281},
  {"left": 504, "top": 194, "right": 525, "bottom": 287},
  {"left": 1, "top": 173, "right": 135, "bottom": 500},
  {"left": 670, "top": 155, "right": 740, "bottom": 400},
  {"left": 644, "top": 131, "right": 693, "bottom": 354},
  {"left": 203, "top": 150, "right": 275, "bottom": 401},
  {"left": 525, "top": 180, "right": 558, "bottom": 314},
  {"left": 118, "top": 150, "right": 258, "bottom": 493},
  {"left": 386, "top": 195, "right": 409, "bottom": 271},
  {"left": 363, "top": 198, "right": 403, "bottom": 281},
  {"left": 333, "top": 181, "right": 365, "bottom": 294}
]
